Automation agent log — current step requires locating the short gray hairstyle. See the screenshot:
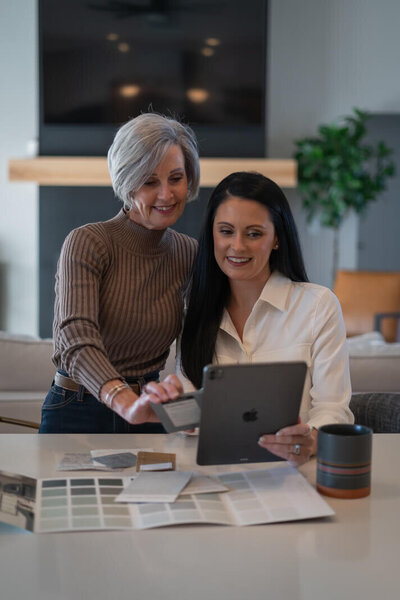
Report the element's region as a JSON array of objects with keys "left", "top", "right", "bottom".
[{"left": 108, "top": 112, "right": 200, "bottom": 209}]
